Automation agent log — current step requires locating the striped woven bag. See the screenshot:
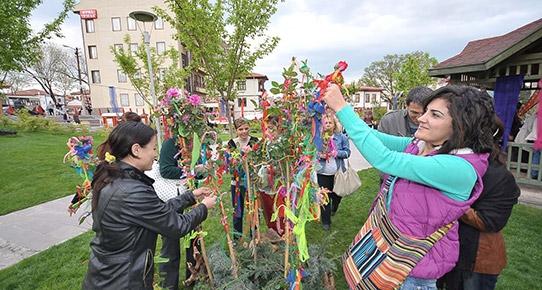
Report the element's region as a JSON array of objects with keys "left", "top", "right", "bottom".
[{"left": 342, "top": 176, "right": 454, "bottom": 290}]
